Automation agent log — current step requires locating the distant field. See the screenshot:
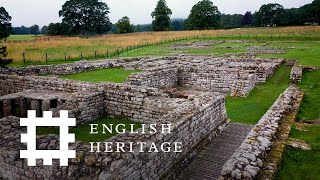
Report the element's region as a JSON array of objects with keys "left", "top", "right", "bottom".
[
  {"left": 6, "top": 35, "right": 40, "bottom": 41},
  {"left": 3, "top": 26, "right": 320, "bottom": 66}
]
